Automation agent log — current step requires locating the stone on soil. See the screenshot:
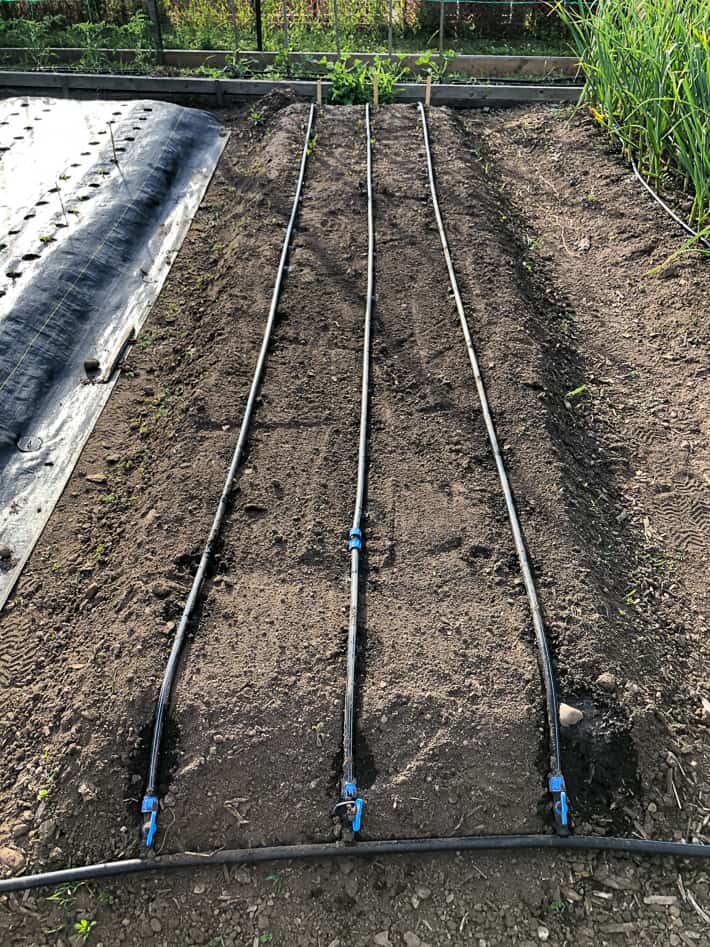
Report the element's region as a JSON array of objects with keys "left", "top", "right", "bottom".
[{"left": 559, "top": 703, "right": 584, "bottom": 727}]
